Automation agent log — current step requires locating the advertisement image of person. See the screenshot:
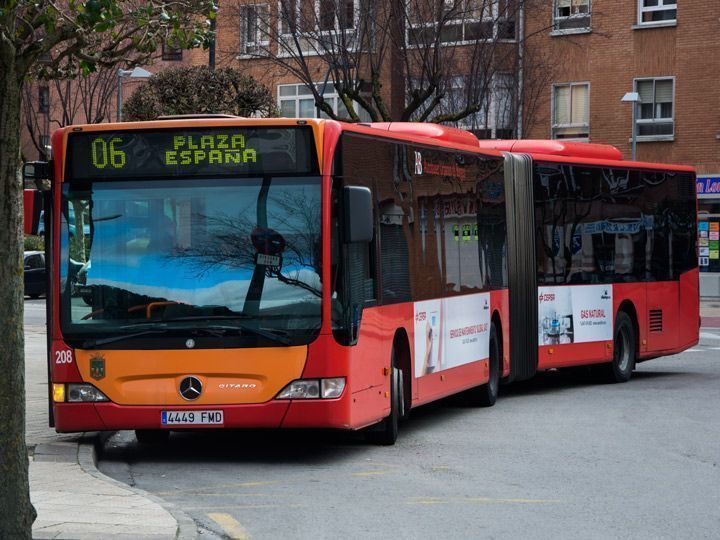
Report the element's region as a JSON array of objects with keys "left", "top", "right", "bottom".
[{"left": 422, "top": 306, "right": 442, "bottom": 375}]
